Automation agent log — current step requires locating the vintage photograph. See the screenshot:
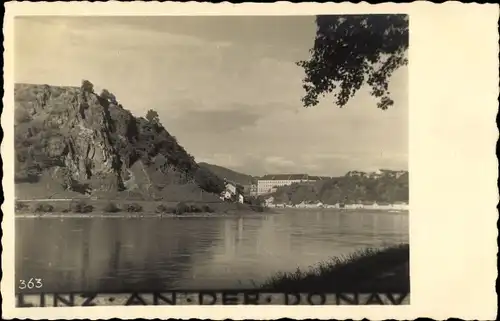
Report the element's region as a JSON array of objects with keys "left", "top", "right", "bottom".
[{"left": 13, "top": 14, "right": 409, "bottom": 305}]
